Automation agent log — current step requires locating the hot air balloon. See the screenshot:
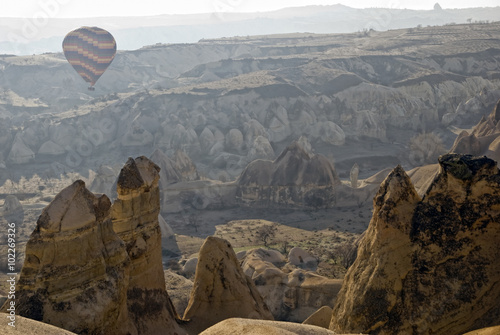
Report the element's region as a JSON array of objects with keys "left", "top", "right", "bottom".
[{"left": 62, "top": 26, "right": 116, "bottom": 91}]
